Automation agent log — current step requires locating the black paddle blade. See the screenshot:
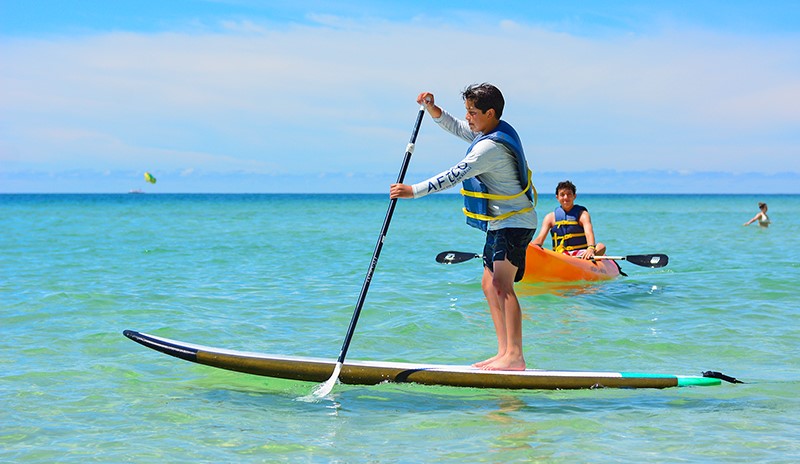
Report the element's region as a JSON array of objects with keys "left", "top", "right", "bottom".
[
  {"left": 703, "top": 371, "right": 744, "bottom": 384},
  {"left": 435, "top": 251, "right": 481, "bottom": 264},
  {"left": 626, "top": 254, "right": 669, "bottom": 268}
]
